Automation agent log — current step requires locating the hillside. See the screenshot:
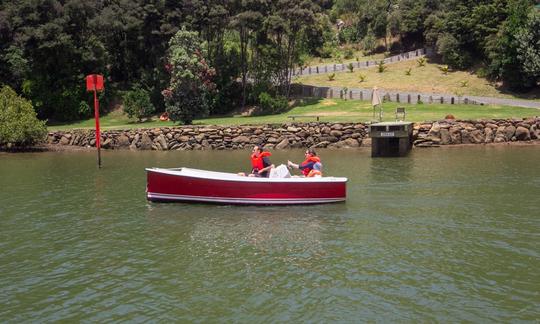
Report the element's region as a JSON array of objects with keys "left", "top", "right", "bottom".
[{"left": 295, "top": 59, "right": 540, "bottom": 100}]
